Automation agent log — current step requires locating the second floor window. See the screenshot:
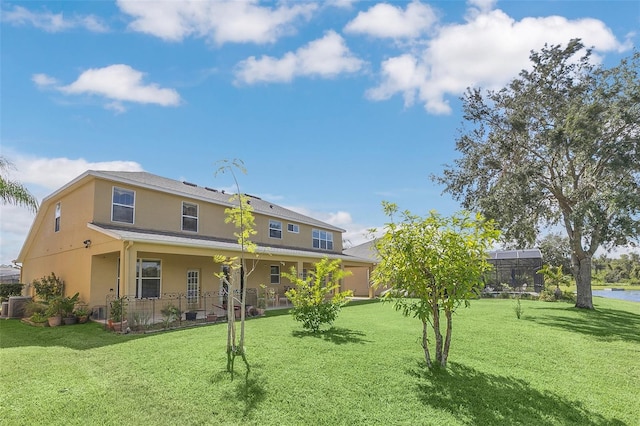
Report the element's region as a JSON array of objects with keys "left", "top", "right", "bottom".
[
  {"left": 112, "top": 187, "right": 135, "bottom": 224},
  {"left": 287, "top": 223, "right": 299, "bottom": 233},
  {"left": 269, "top": 220, "right": 282, "bottom": 239},
  {"left": 182, "top": 202, "right": 198, "bottom": 232},
  {"left": 54, "top": 202, "right": 61, "bottom": 232},
  {"left": 312, "top": 229, "right": 333, "bottom": 250}
]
